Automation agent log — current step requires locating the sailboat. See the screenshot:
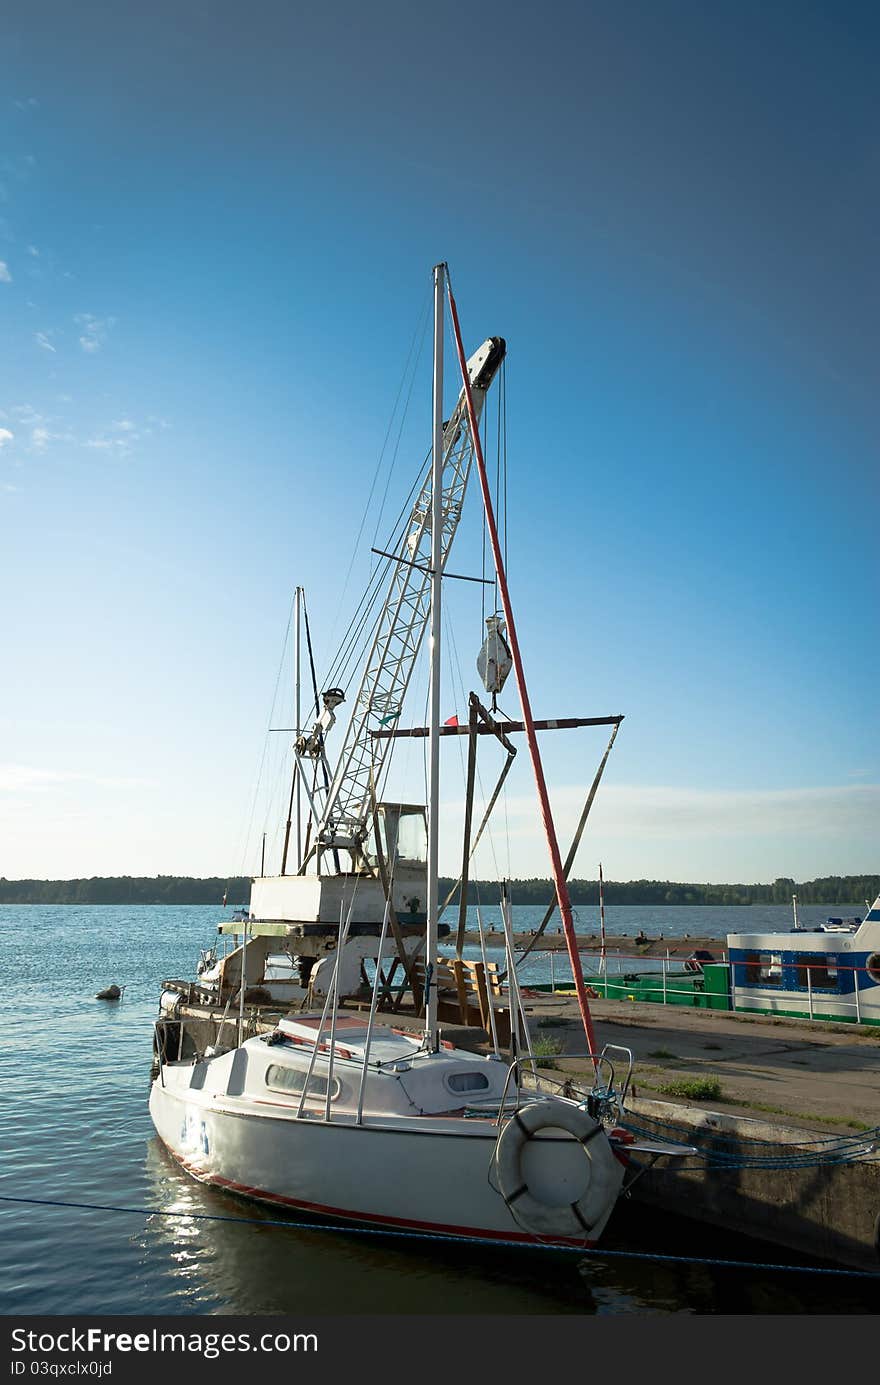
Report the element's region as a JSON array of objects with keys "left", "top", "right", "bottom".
[{"left": 149, "top": 265, "right": 673, "bottom": 1247}]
